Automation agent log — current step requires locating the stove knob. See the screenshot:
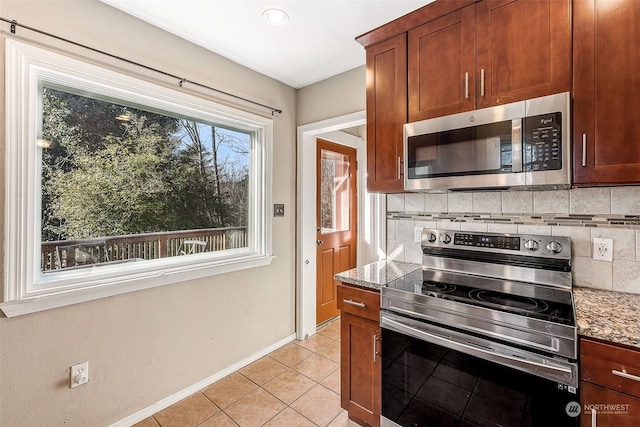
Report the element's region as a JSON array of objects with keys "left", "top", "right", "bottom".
[
  {"left": 440, "top": 233, "right": 452, "bottom": 244},
  {"left": 524, "top": 239, "right": 539, "bottom": 251},
  {"left": 546, "top": 241, "right": 563, "bottom": 254},
  {"left": 426, "top": 232, "right": 437, "bottom": 243}
]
